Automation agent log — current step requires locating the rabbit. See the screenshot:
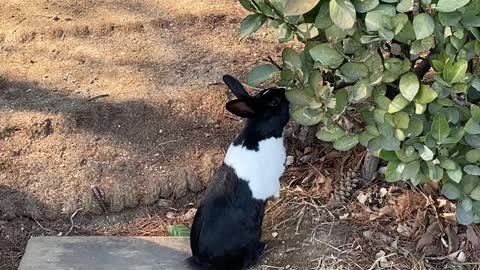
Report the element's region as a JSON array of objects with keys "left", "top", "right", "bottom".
[{"left": 187, "top": 74, "right": 290, "bottom": 270}]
